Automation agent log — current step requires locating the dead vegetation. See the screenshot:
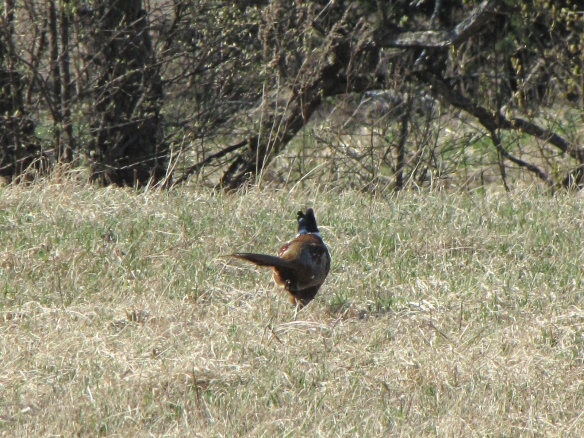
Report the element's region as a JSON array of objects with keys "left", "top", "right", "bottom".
[{"left": 1, "top": 176, "right": 584, "bottom": 436}]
